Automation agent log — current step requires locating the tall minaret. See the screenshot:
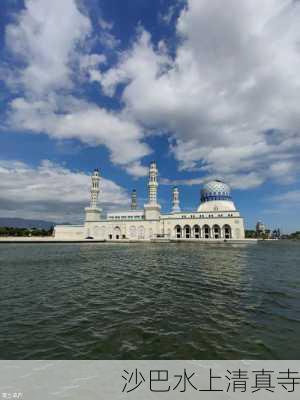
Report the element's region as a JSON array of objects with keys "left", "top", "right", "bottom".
[
  {"left": 90, "top": 169, "right": 100, "bottom": 208},
  {"left": 131, "top": 189, "right": 137, "bottom": 210},
  {"left": 148, "top": 161, "right": 158, "bottom": 205},
  {"left": 144, "top": 161, "right": 161, "bottom": 220},
  {"left": 172, "top": 186, "right": 181, "bottom": 213},
  {"left": 85, "top": 169, "right": 102, "bottom": 222}
]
